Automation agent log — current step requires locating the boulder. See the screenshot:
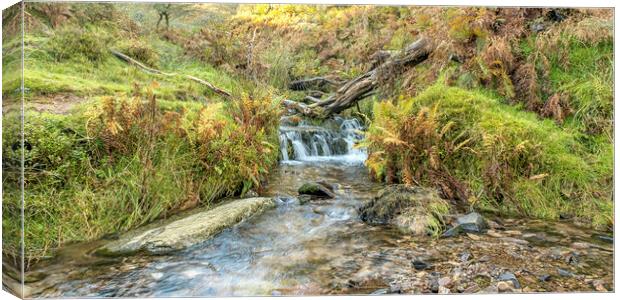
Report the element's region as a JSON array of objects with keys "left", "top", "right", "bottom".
[
  {"left": 298, "top": 181, "right": 336, "bottom": 198},
  {"left": 359, "top": 185, "right": 450, "bottom": 235},
  {"left": 96, "top": 197, "right": 275, "bottom": 256}
]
